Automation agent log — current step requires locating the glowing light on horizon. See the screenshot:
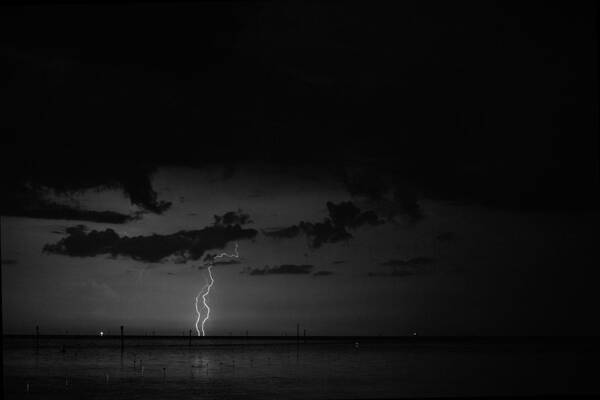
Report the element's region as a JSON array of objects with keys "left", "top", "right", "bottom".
[{"left": 194, "top": 242, "right": 240, "bottom": 336}]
